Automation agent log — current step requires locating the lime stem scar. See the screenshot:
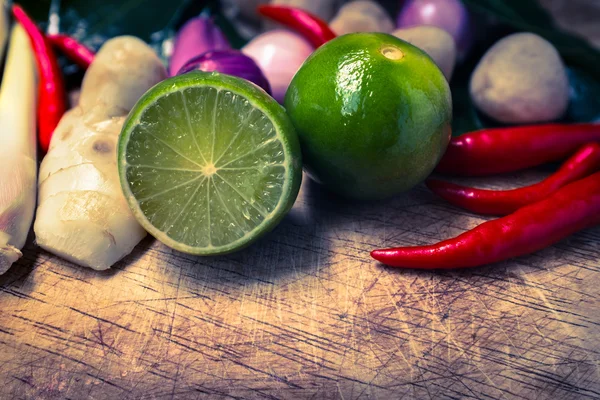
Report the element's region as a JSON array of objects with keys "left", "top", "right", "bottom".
[{"left": 381, "top": 46, "right": 404, "bottom": 61}]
